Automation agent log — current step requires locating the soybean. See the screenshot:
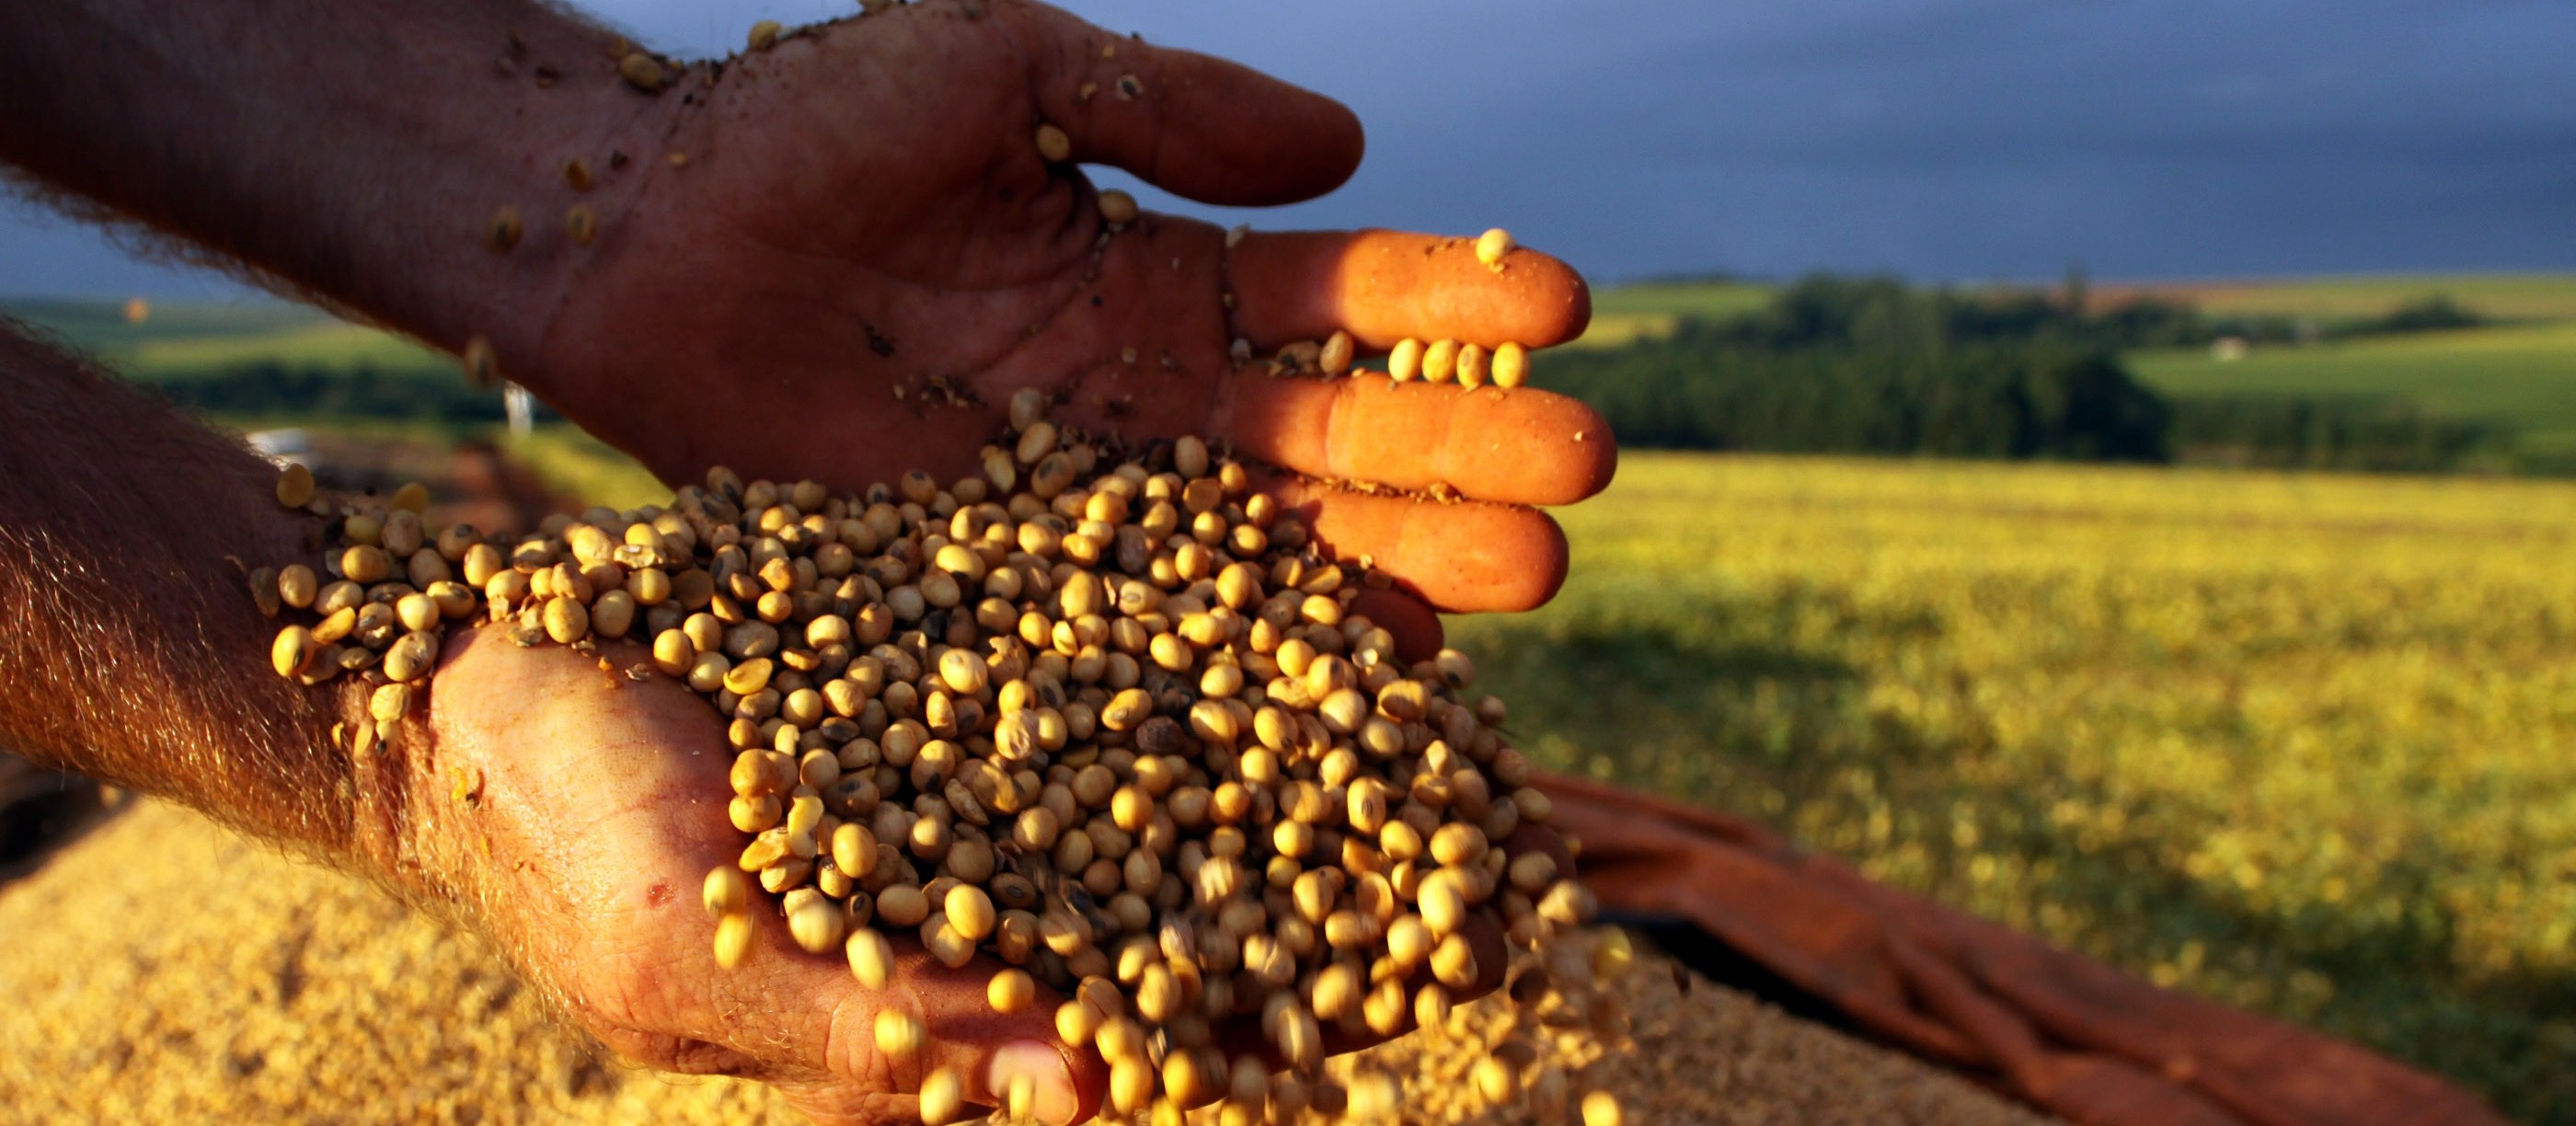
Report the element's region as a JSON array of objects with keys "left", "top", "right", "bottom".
[
  {"left": 1035, "top": 123, "right": 1073, "bottom": 163},
  {"left": 1098, "top": 190, "right": 1138, "bottom": 225},
  {"left": 275, "top": 463, "right": 316, "bottom": 509},
  {"left": 1492, "top": 341, "right": 1529, "bottom": 388},
  {"left": 987, "top": 967, "right": 1036, "bottom": 1013}
]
